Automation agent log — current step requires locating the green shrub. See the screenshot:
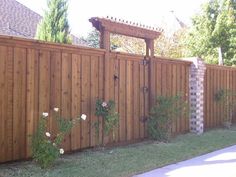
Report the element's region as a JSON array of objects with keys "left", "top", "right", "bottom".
[
  {"left": 32, "top": 108, "right": 86, "bottom": 168},
  {"left": 95, "top": 99, "right": 119, "bottom": 141},
  {"left": 148, "top": 95, "right": 188, "bottom": 142}
]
